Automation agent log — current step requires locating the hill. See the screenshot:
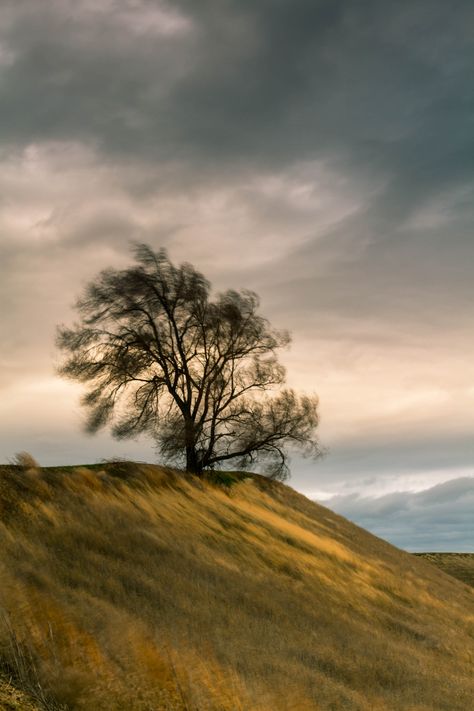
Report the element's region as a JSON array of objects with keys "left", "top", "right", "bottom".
[
  {"left": 0, "top": 461, "right": 473, "bottom": 711},
  {"left": 414, "top": 553, "right": 474, "bottom": 589}
]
